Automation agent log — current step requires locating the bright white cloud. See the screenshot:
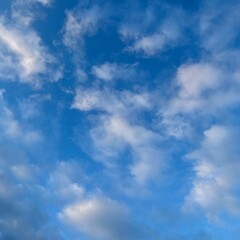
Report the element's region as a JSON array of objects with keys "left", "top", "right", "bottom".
[
  {"left": 184, "top": 125, "right": 240, "bottom": 222},
  {"left": 59, "top": 196, "right": 140, "bottom": 240}
]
